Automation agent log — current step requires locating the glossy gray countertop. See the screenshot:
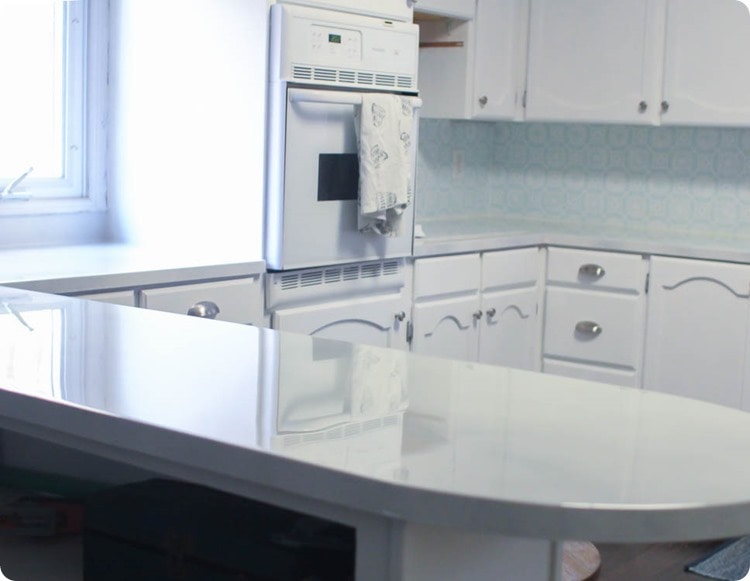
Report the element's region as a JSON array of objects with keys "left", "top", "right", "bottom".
[
  {"left": 2, "top": 287, "right": 750, "bottom": 543},
  {"left": 415, "top": 216, "right": 750, "bottom": 263},
  {"left": 0, "top": 243, "right": 265, "bottom": 294}
]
